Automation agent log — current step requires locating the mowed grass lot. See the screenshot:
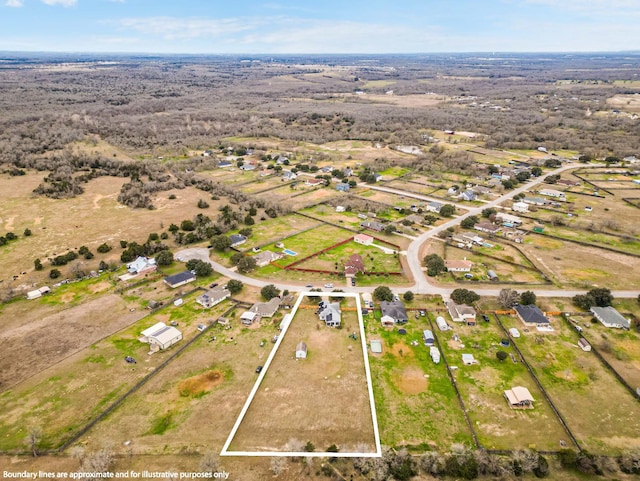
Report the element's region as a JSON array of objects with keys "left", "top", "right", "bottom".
[
  {"left": 237, "top": 214, "right": 321, "bottom": 251},
  {"left": 437, "top": 318, "right": 568, "bottom": 451},
  {"left": 259, "top": 224, "right": 353, "bottom": 262},
  {"left": 500, "top": 315, "right": 640, "bottom": 454},
  {"left": 300, "top": 204, "right": 365, "bottom": 229},
  {"left": 230, "top": 299, "right": 377, "bottom": 453},
  {"left": 297, "top": 241, "right": 402, "bottom": 273},
  {"left": 366, "top": 311, "right": 474, "bottom": 450},
  {"left": 520, "top": 235, "right": 640, "bottom": 289}
]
